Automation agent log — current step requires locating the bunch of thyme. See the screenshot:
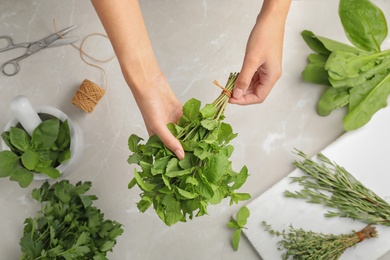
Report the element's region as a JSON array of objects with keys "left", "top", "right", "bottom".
[
  {"left": 263, "top": 222, "right": 377, "bottom": 260},
  {"left": 285, "top": 150, "right": 390, "bottom": 226}
]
